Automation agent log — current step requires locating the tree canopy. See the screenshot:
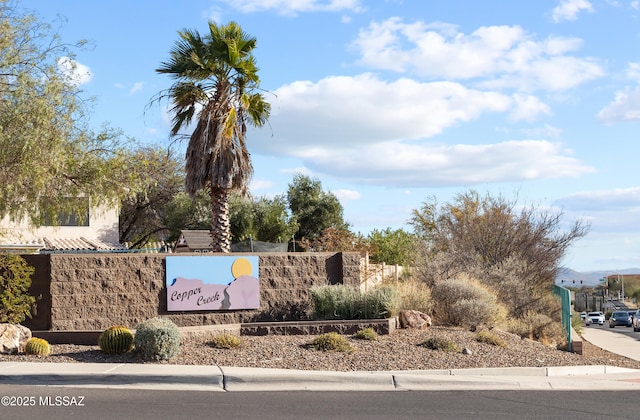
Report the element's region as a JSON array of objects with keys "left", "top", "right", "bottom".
[
  {"left": 367, "top": 228, "right": 417, "bottom": 266},
  {"left": 119, "top": 145, "right": 184, "bottom": 248},
  {"left": 0, "top": 0, "right": 135, "bottom": 226},
  {"left": 287, "top": 174, "right": 348, "bottom": 248},
  {"left": 229, "top": 194, "right": 298, "bottom": 244}
]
